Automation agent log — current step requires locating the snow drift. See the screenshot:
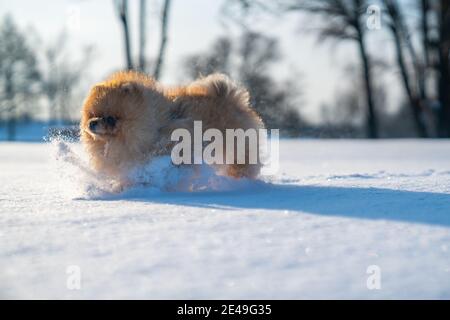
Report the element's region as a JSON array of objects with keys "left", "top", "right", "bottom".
[
  {"left": 1, "top": 139, "right": 450, "bottom": 299},
  {"left": 50, "top": 138, "right": 261, "bottom": 200}
]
